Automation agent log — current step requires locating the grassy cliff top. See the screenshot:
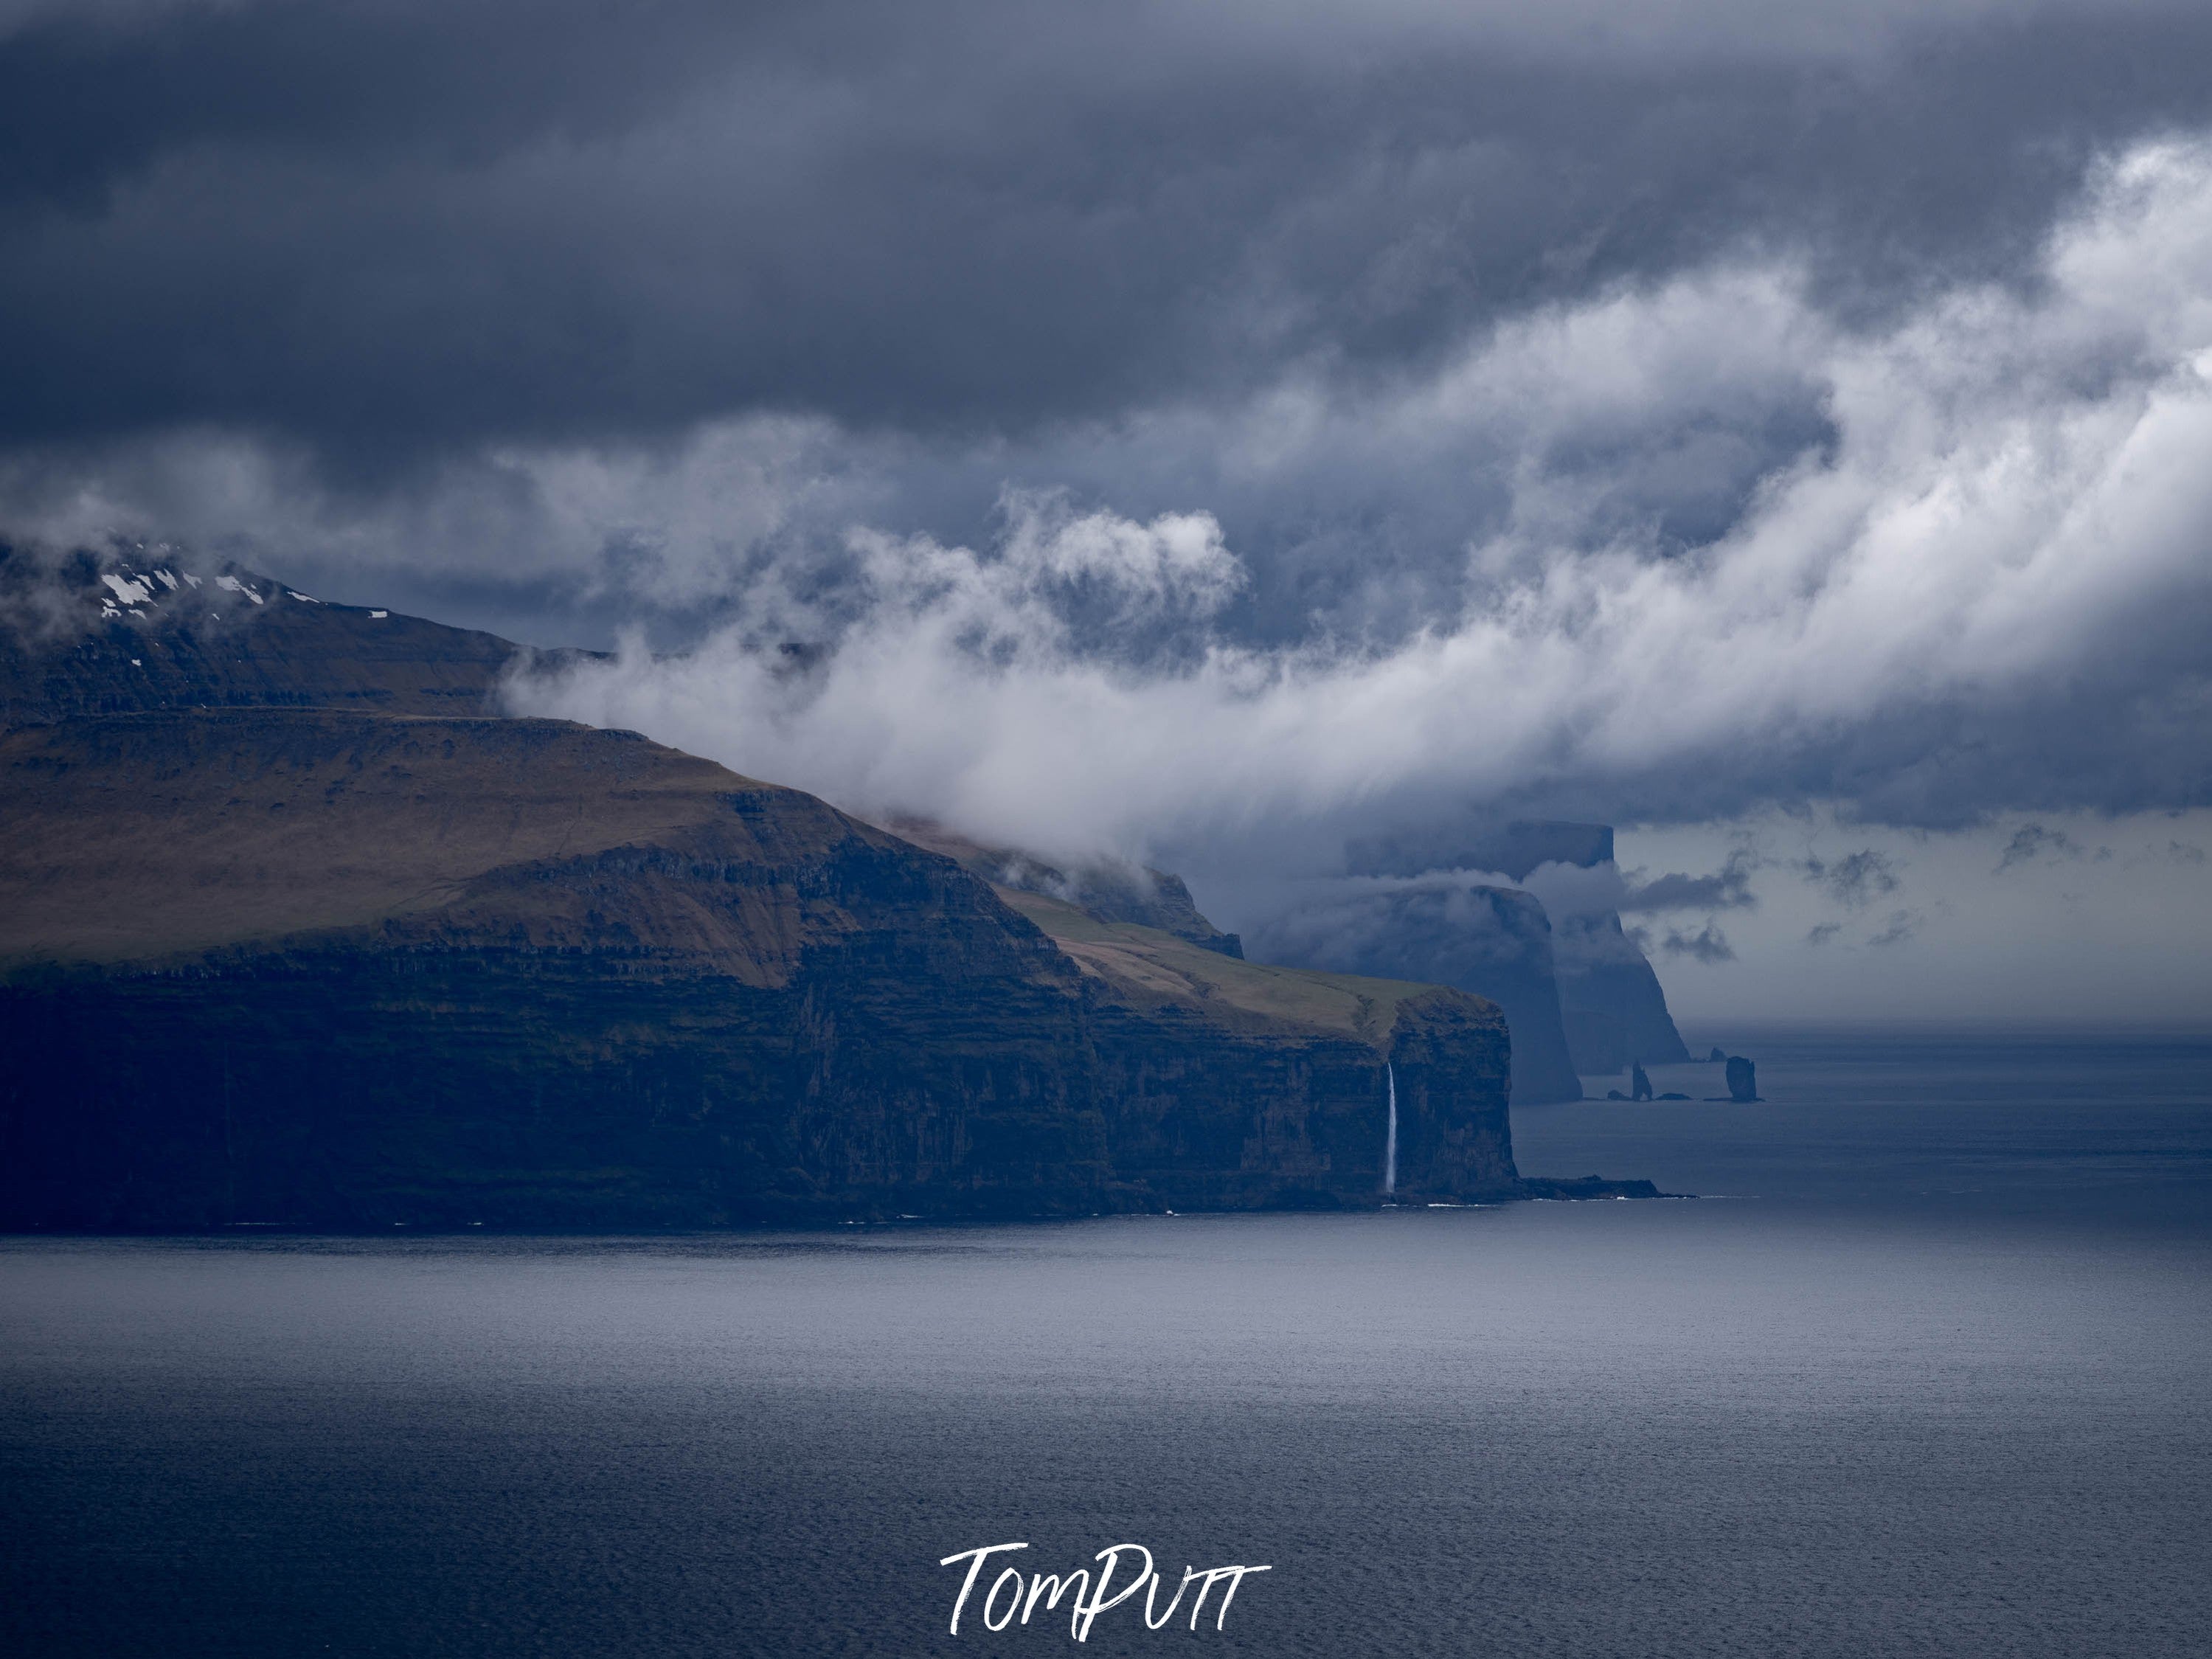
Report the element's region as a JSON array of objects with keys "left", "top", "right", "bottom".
[
  {"left": 994, "top": 887, "right": 1496, "bottom": 1049},
  {"left": 2, "top": 706, "right": 1496, "bottom": 1057},
  {"left": 0, "top": 709, "right": 884, "bottom": 967}
]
